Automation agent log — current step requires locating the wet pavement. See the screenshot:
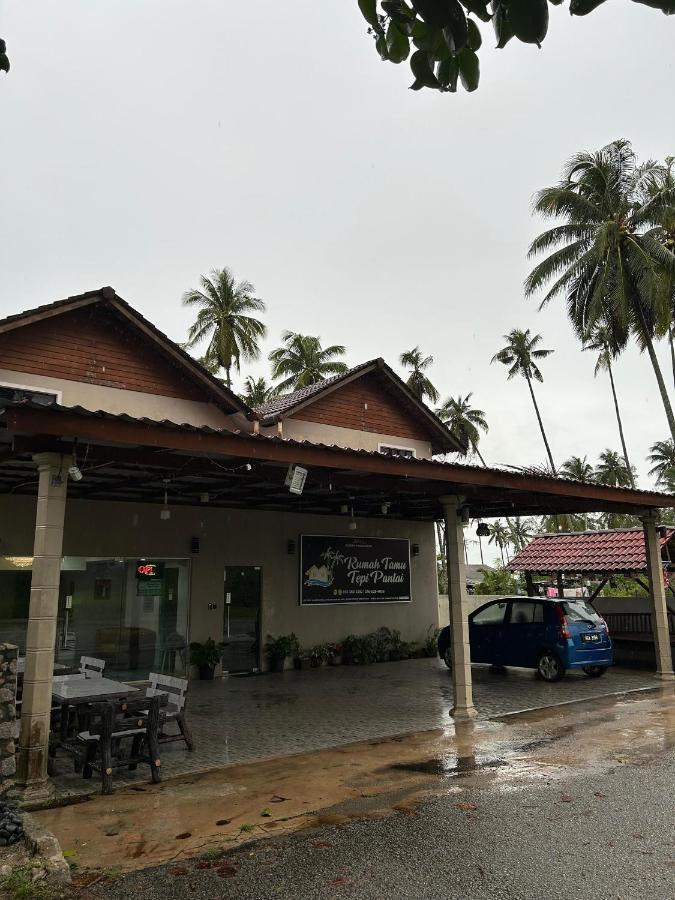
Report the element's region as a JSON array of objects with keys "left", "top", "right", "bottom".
[
  {"left": 36, "top": 681, "right": 675, "bottom": 893},
  {"left": 48, "top": 659, "right": 658, "bottom": 792}
]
